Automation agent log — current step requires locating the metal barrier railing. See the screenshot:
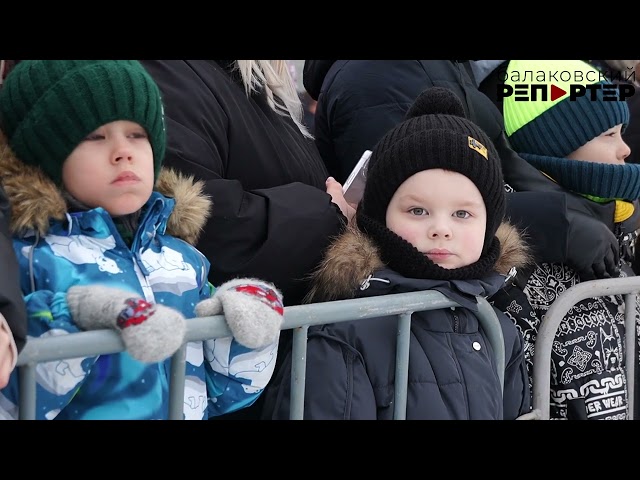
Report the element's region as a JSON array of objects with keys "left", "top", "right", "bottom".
[
  {"left": 15, "top": 289, "right": 505, "bottom": 420},
  {"left": 532, "top": 276, "right": 640, "bottom": 420},
  {"left": 283, "top": 291, "right": 504, "bottom": 419}
]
